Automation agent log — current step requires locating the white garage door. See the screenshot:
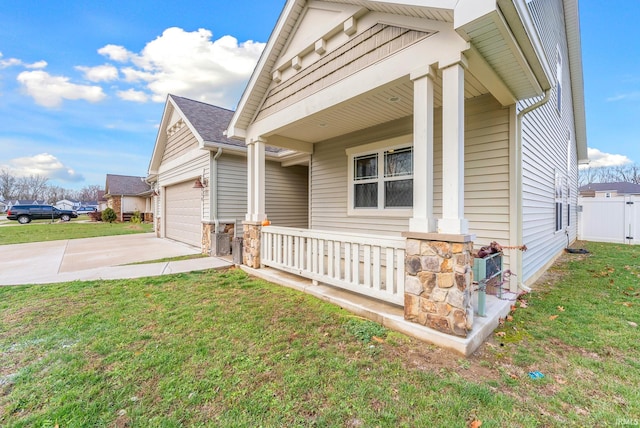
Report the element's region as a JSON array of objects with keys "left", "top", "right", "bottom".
[{"left": 165, "top": 180, "right": 201, "bottom": 247}]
